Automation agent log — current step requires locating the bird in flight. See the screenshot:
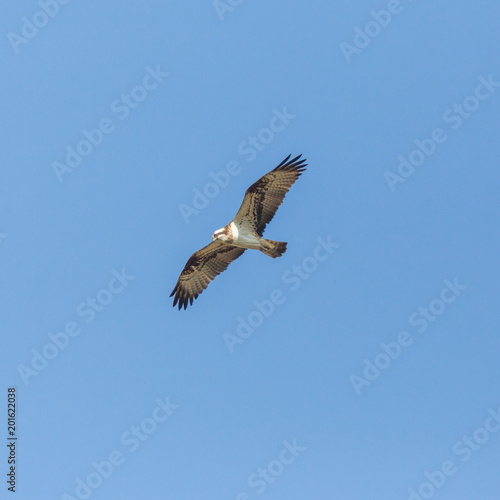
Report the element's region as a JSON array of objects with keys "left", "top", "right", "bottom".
[{"left": 171, "top": 154, "right": 307, "bottom": 309}]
